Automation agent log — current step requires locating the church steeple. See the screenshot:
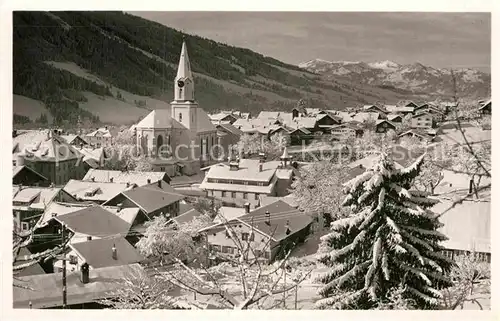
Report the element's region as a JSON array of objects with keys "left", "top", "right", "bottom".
[{"left": 174, "top": 40, "right": 195, "bottom": 101}]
